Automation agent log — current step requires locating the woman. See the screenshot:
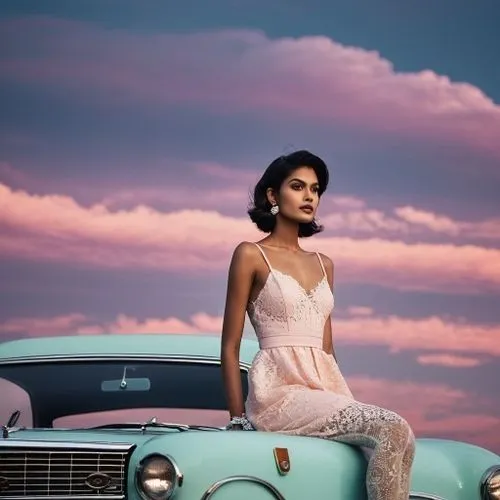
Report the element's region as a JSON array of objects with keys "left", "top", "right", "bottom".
[{"left": 220, "top": 150, "right": 415, "bottom": 499}]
